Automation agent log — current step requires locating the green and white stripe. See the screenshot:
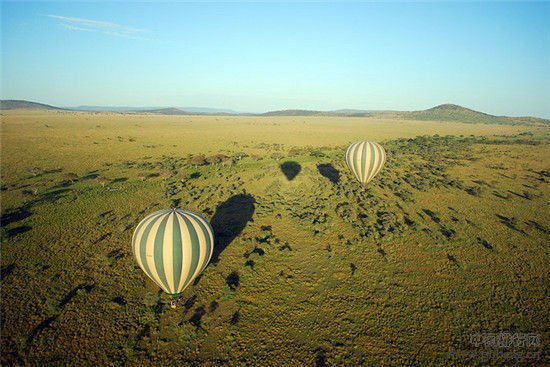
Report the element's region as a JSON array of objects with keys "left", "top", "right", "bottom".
[
  {"left": 132, "top": 208, "right": 214, "bottom": 295},
  {"left": 345, "top": 141, "right": 386, "bottom": 184}
]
